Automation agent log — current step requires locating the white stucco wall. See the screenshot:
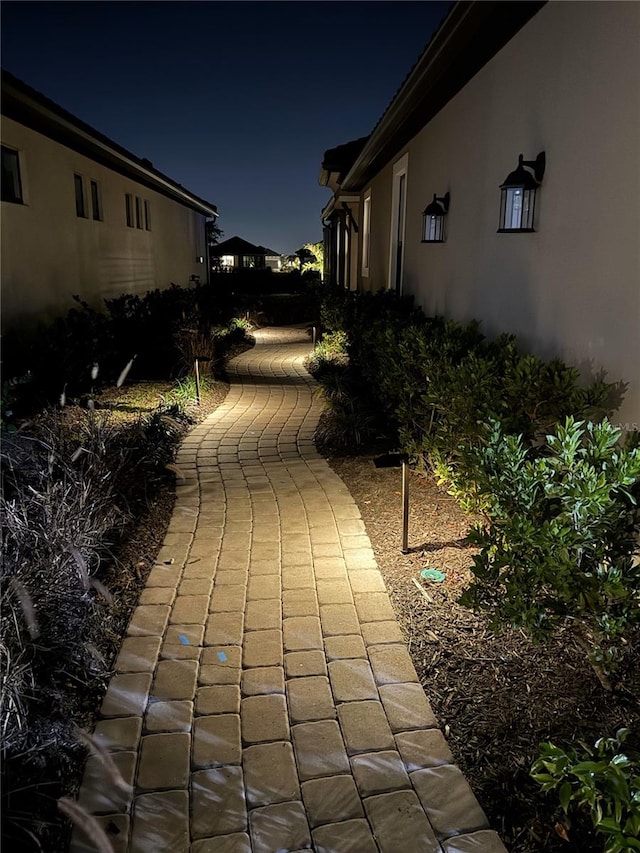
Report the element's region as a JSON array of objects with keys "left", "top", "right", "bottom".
[
  {"left": 365, "top": 1, "right": 640, "bottom": 425},
  {"left": 1, "top": 117, "right": 209, "bottom": 328}
]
